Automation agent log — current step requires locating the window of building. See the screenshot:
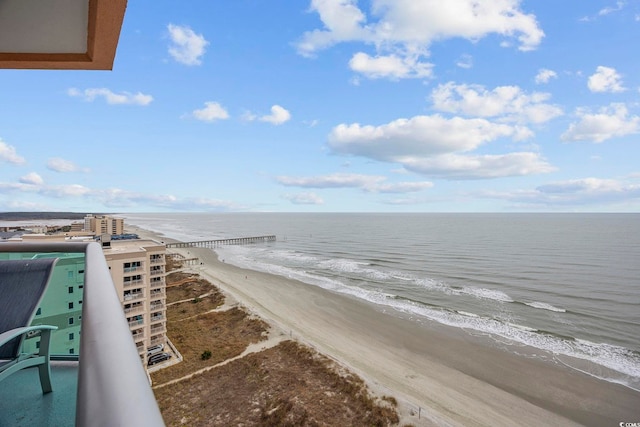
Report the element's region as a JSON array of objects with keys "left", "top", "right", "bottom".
[
  {"left": 68, "top": 271, "right": 74, "bottom": 279},
  {"left": 69, "top": 348, "right": 75, "bottom": 355},
  {"left": 68, "top": 317, "right": 74, "bottom": 325},
  {"left": 68, "top": 302, "right": 74, "bottom": 310},
  {"left": 68, "top": 286, "right": 73, "bottom": 294},
  {"left": 36, "top": 341, "right": 40, "bottom": 349},
  {"left": 69, "top": 333, "right": 74, "bottom": 340}
]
